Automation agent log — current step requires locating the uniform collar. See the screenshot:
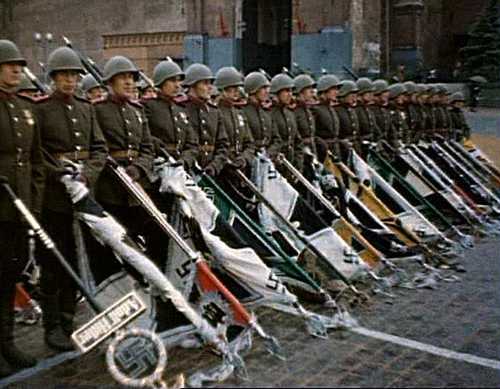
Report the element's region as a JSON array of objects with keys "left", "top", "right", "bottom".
[
  {"left": 108, "top": 92, "right": 130, "bottom": 105},
  {"left": 187, "top": 94, "right": 208, "bottom": 109},
  {"left": 158, "top": 92, "right": 174, "bottom": 105},
  {"left": 51, "top": 90, "right": 75, "bottom": 104},
  {"left": 218, "top": 97, "right": 234, "bottom": 108},
  {"left": 0, "top": 86, "right": 16, "bottom": 100}
]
